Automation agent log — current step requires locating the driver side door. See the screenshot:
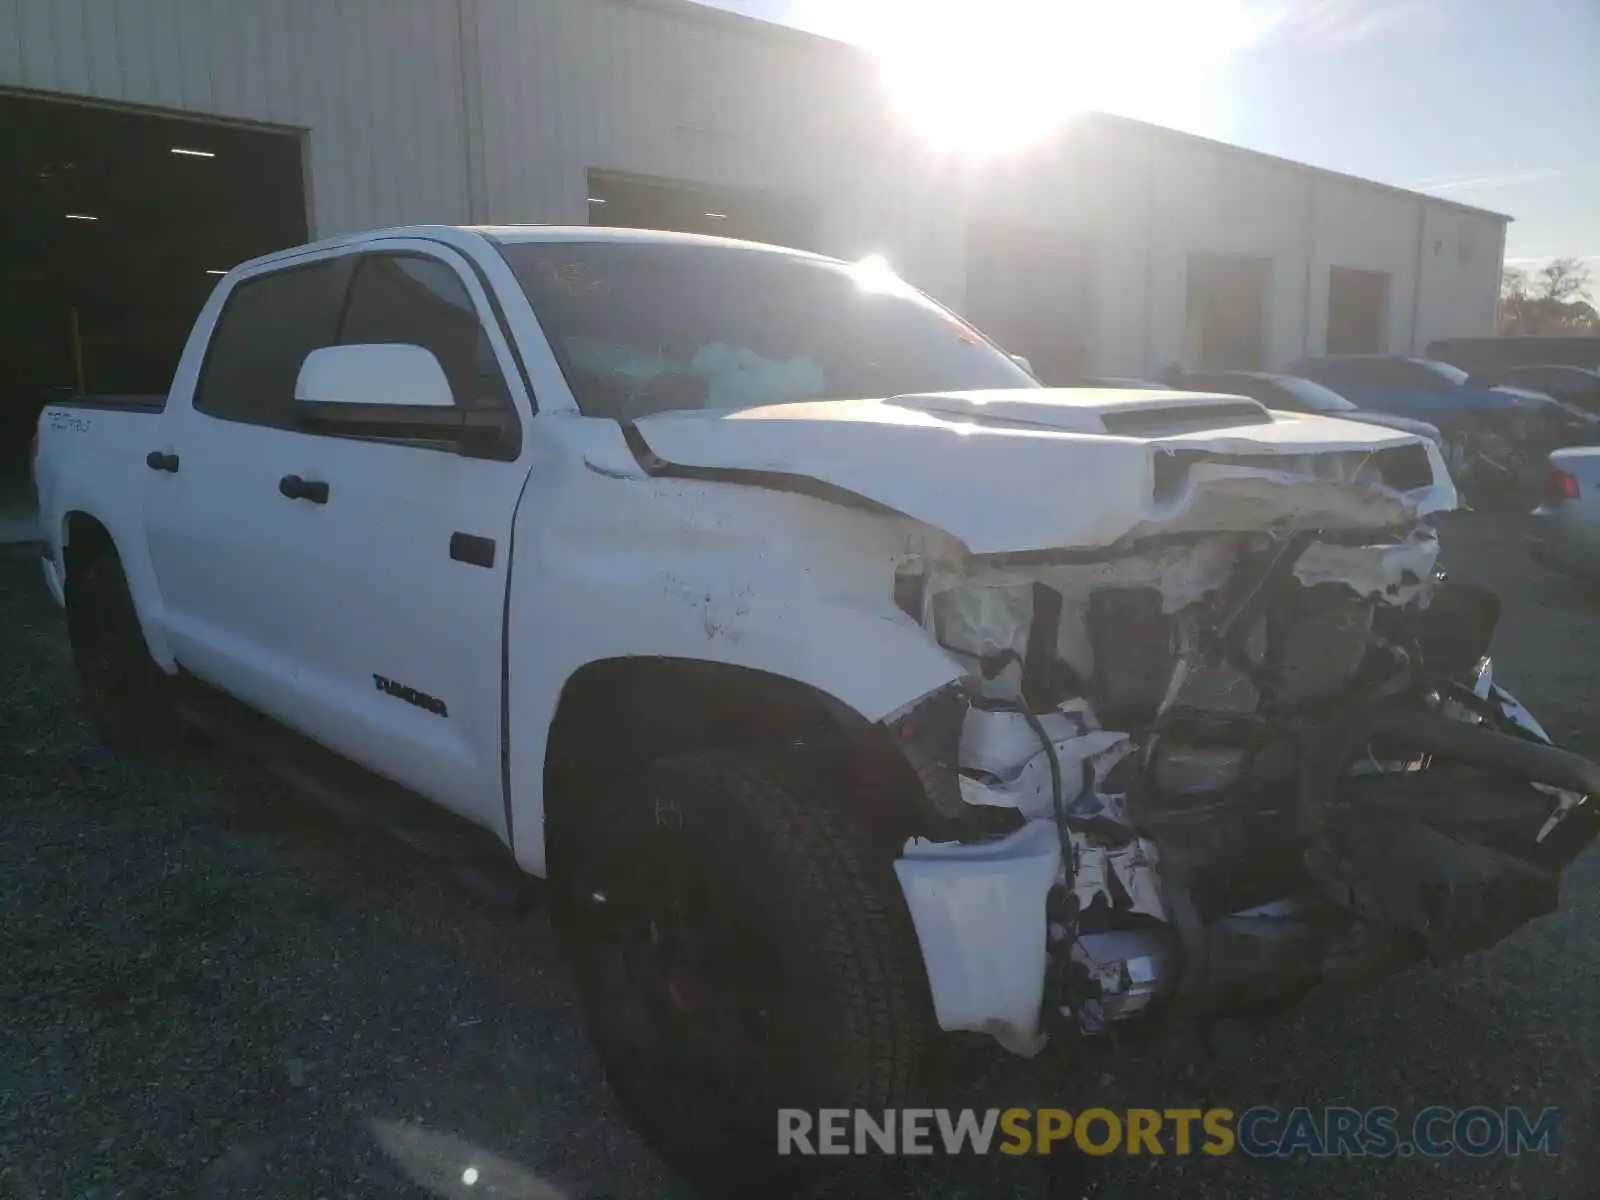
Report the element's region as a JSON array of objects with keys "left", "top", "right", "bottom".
[{"left": 262, "top": 242, "right": 534, "bottom": 836}]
